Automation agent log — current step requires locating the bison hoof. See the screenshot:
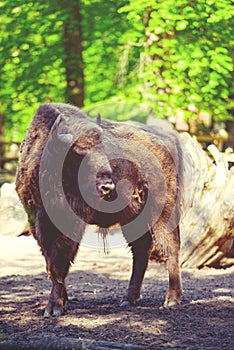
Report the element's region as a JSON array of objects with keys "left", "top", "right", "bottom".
[
  {"left": 43, "top": 302, "right": 65, "bottom": 317},
  {"left": 120, "top": 294, "right": 141, "bottom": 307},
  {"left": 163, "top": 299, "right": 180, "bottom": 309},
  {"left": 120, "top": 300, "right": 132, "bottom": 307}
]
